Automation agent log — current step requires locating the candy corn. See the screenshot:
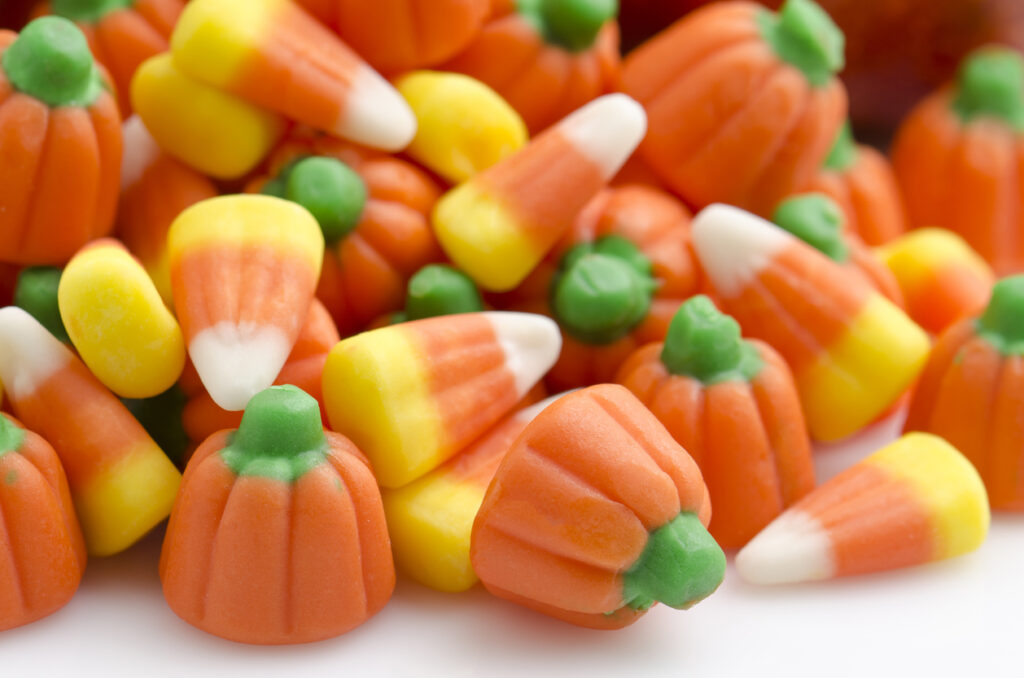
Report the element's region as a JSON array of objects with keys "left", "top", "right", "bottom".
[
  {"left": 383, "top": 390, "right": 563, "bottom": 593},
  {"left": 736, "top": 433, "right": 989, "bottom": 584},
  {"left": 0, "top": 307, "right": 181, "bottom": 556},
  {"left": 58, "top": 238, "right": 185, "bottom": 399},
  {"left": 691, "top": 204, "right": 930, "bottom": 442},
  {"left": 168, "top": 195, "right": 324, "bottom": 412},
  {"left": 322, "top": 312, "right": 561, "bottom": 488},
  {"left": 432, "top": 93, "right": 647, "bottom": 292},
  {"left": 170, "top": 0, "right": 416, "bottom": 151}
]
